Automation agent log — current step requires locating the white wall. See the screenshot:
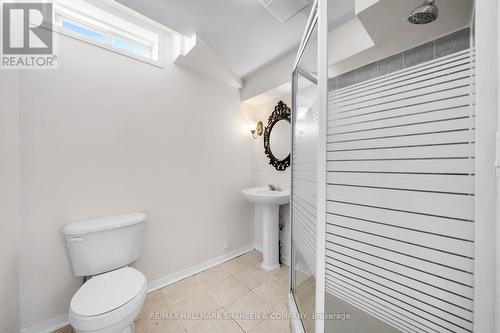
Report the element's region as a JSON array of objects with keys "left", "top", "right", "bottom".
[
  {"left": 18, "top": 33, "right": 255, "bottom": 329},
  {"left": 0, "top": 71, "right": 21, "bottom": 333},
  {"left": 241, "top": 53, "right": 295, "bottom": 102},
  {"left": 248, "top": 96, "right": 292, "bottom": 264}
]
